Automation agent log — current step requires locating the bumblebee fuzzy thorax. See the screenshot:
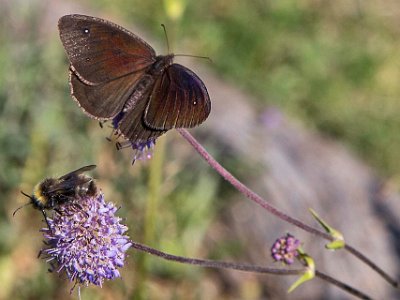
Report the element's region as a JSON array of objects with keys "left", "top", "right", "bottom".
[
  {"left": 32, "top": 178, "right": 58, "bottom": 210},
  {"left": 14, "top": 165, "right": 97, "bottom": 230}
]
